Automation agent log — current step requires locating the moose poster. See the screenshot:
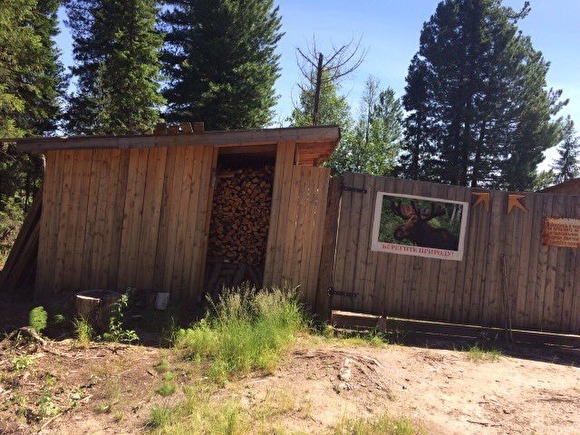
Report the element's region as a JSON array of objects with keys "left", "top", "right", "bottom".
[{"left": 371, "top": 193, "right": 469, "bottom": 261}]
